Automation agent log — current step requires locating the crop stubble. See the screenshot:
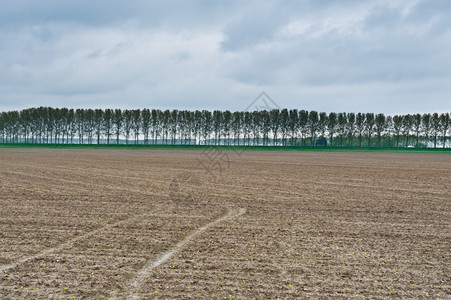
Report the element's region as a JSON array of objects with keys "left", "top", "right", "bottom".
[{"left": 0, "top": 149, "right": 449, "bottom": 299}]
